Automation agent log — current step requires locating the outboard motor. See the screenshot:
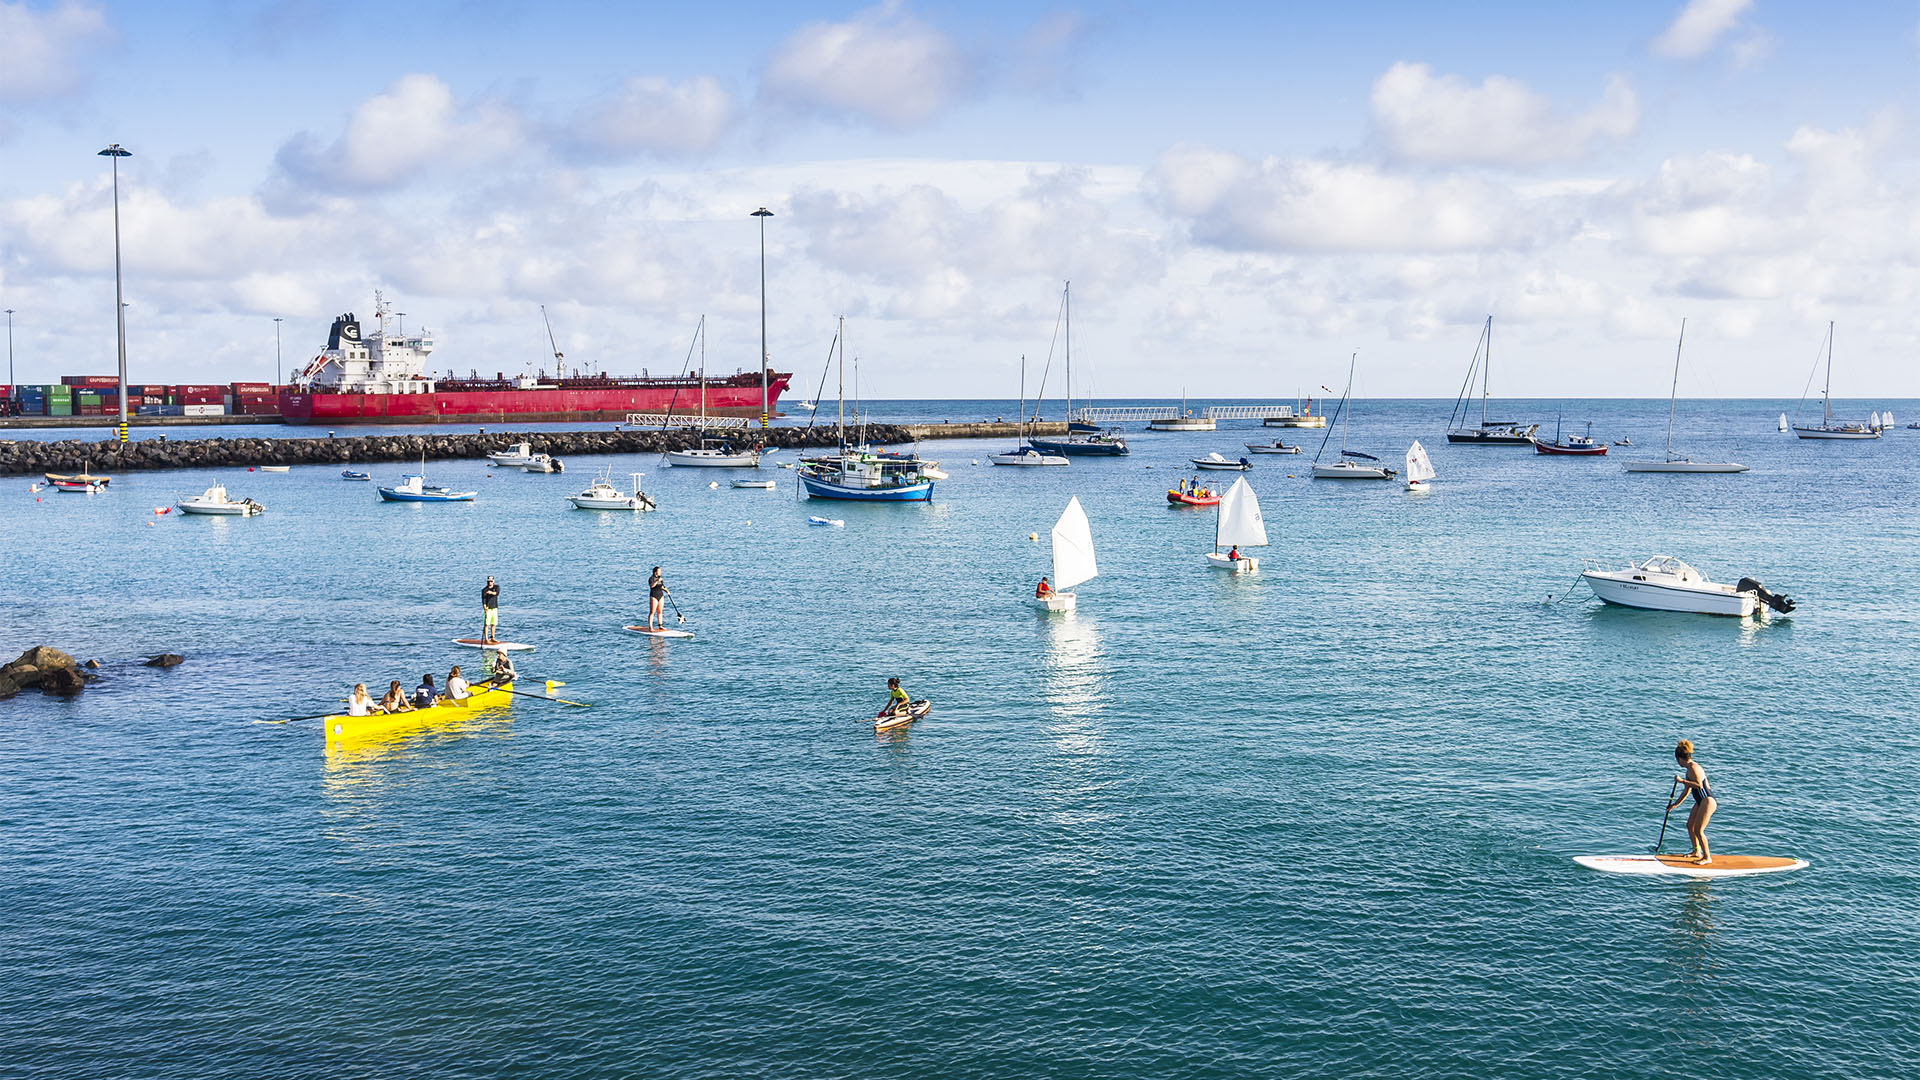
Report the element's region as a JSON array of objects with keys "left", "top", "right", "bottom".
[{"left": 1736, "top": 577, "right": 1796, "bottom": 613}]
